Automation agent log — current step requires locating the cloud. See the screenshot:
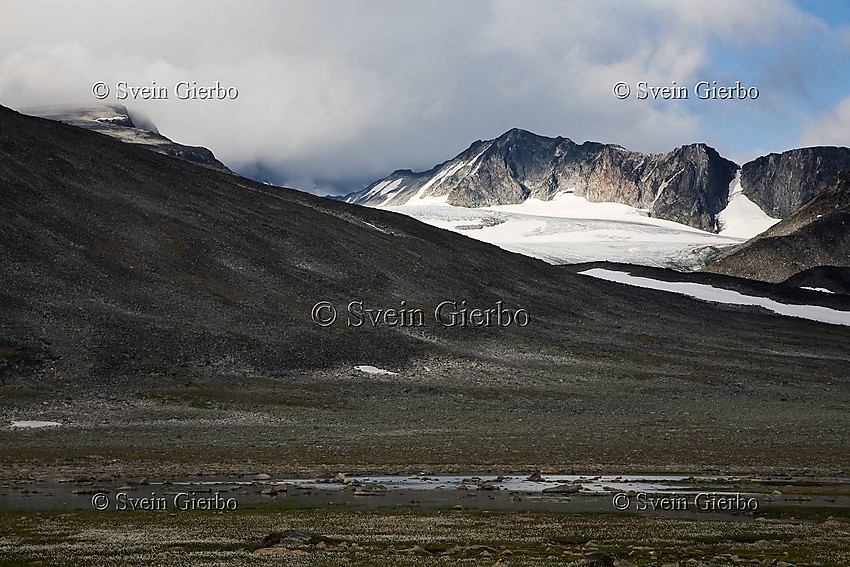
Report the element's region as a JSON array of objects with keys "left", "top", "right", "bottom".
[
  {"left": 0, "top": 0, "right": 844, "bottom": 193},
  {"left": 800, "top": 96, "right": 850, "bottom": 147}
]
